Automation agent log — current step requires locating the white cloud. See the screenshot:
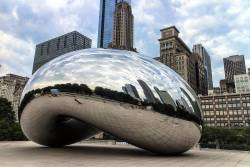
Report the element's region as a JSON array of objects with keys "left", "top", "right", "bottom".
[
  {"left": 171, "top": 0, "right": 250, "bottom": 86},
  {"left": 0, "top": 30, "right": 34, "bottom": 77},
  {"left": 1, "top": 0, "right": 250, "bottom": 88}
]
